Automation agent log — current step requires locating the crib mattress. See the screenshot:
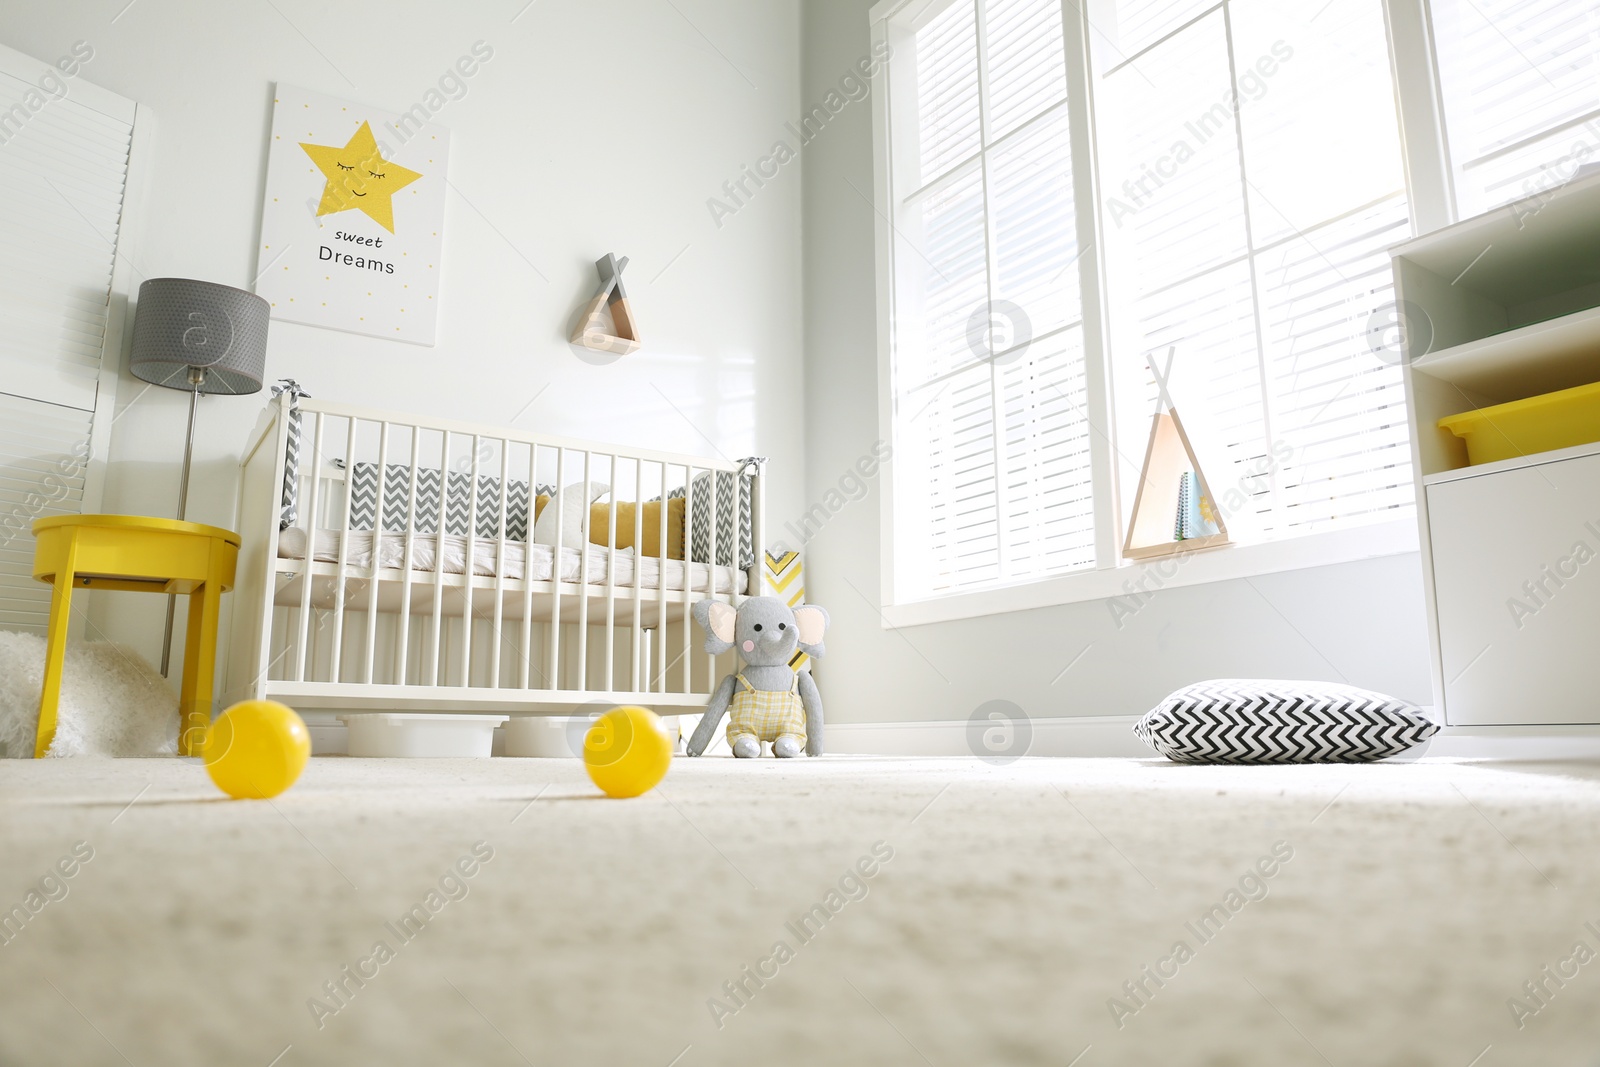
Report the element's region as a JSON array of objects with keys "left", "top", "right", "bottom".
[{"left": 277, "top": 528, "right": 749, "bottom": 595}]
